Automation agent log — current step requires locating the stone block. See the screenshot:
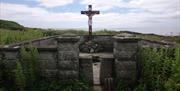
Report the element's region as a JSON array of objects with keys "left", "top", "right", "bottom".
[
  {"left": 4, "top": 52, "right": 18, "bottom": 60},
  {"left": 4, "top": 59, "right": 16, "bottom": 69},
  {"left": 116, "top": 70, "right": 136, "bottom": 79},
  {"left": 58, "top": 43, "right": 79, "bottom": 51},
  {"left": 58, "top": 51, "right": 79, "bottom": 60},
  {"left": 58, "top": 70, "right": 79, "bottom": 79},
  {"left": 56, "top": 36, "right": 80, "bottom": 43},
  {"left": 114, "top": 49, "right": 136, "bottom": 59},
  {"left": 39, "top": 52, "right": 56, "bottom": 60},
  {"left": 79, "top": 59, "right": 93, "bottom": 85},
  {"left": 114, "top": 42, "right": 138, "bottom": 51},
  {"left": 41, "top": 69, "right": 58, "bottom": 78},
  {"left": 115, "top": 61, "right": 136, "bottom": 70},
  {"left": 0, "top": 53, "right": 3, "bottom": 60},
  {"left": 58, "top": 61, "right": 78, "bottom": 70},
  {"left": 39, "top": 60, "right": 57, "bottom": 70},
  {"left": 115, "top": 61, "right": 136, "bottom": 80}
]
